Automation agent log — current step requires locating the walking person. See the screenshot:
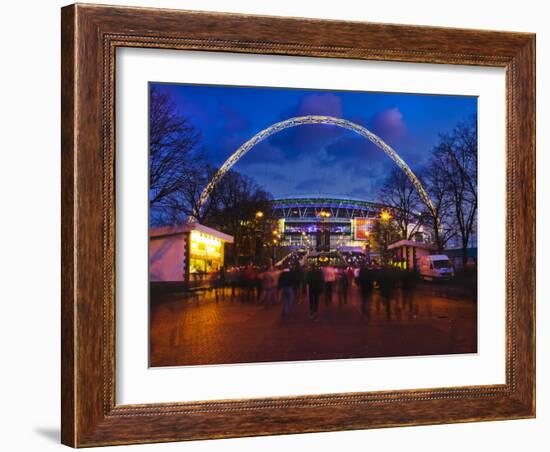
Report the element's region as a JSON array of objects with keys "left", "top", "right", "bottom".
[
  {"left": 228, "top": 267, "right": 238, "bottom": 302},
  {"left": 278, "top": 269, "right": 294, "bottom": 320},
  {"left": 243, "top": 264, "right": 257, "bottom": 303},
  {"left": 322, "top": 264, "right": 336, "bottom": 305},
  {"left": 346, "top": 266, "right": 355, "bottom": 287},
  {"left": 301, "top": 264, "right": 308, "bottom": 298},
  {"left": 357, "top": 264, "right": 375, "bottom": 320},
  {"left": 401, "top": 268, "right": 417, "bottom": 318},
  {"left": 289, "top": 262, "right": 304, "bottom": 304},
  {"left": 259, "top": 263, "right": 279, "bottom": 306},
  {"left": 306, "top": 265, "right": 324, "bottom": 320},
  {"left": 338, "top": 268, "right": 349, "bottom": 306},
  {"left": 215, "top": 266, "right": 226, "bottom": 303},
  {"left": 378, "top": 268, "right": 395, "bottom": 320}
]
